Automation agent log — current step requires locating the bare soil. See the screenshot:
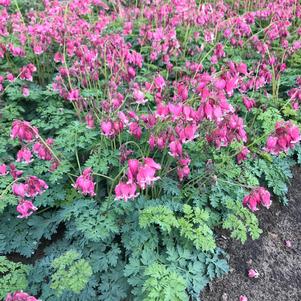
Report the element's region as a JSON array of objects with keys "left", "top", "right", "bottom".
[{"left": 201, "top": 167, "right": 301, "bottom": 301}]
